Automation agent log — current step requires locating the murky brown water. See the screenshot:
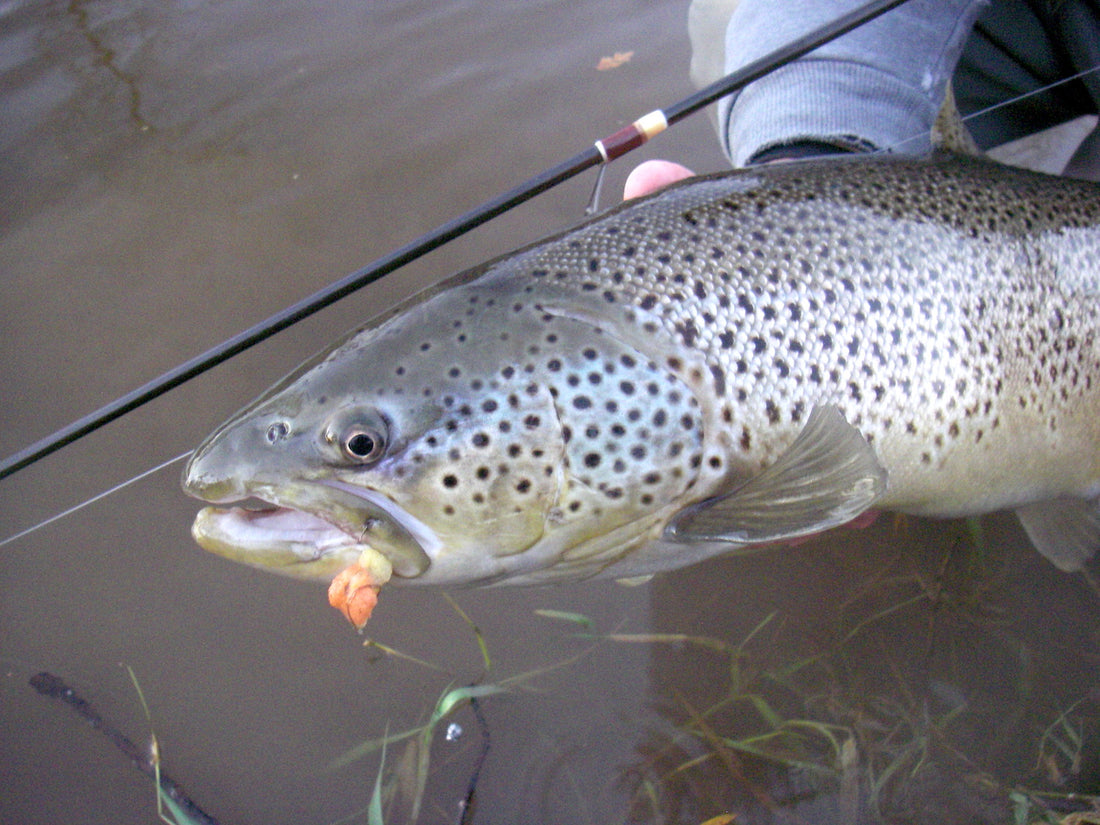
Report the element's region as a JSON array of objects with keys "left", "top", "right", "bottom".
[{"left": 1, "top": 2, "right": 1097, "bottom": 823}]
